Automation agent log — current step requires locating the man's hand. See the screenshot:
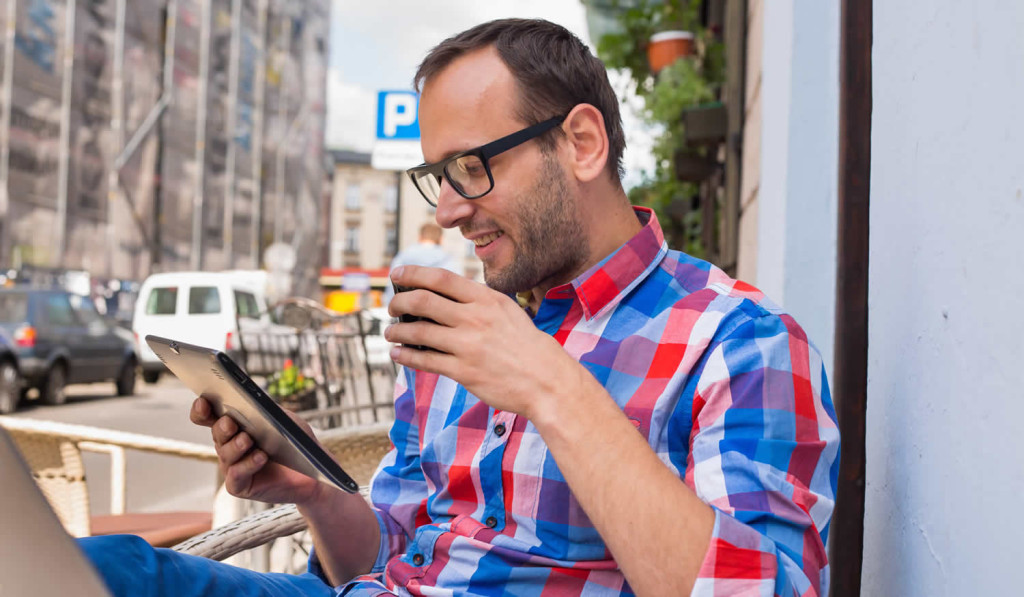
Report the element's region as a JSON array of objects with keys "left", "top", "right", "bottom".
[
  {"left": 191, "top": 397, "right": 383, "bottom": 584},
  {"left": 385, "top": 265, "right": 585, "bottom": 419},
  {"left": 190, "top": 397, "right": 328, "bottom": 508}
]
